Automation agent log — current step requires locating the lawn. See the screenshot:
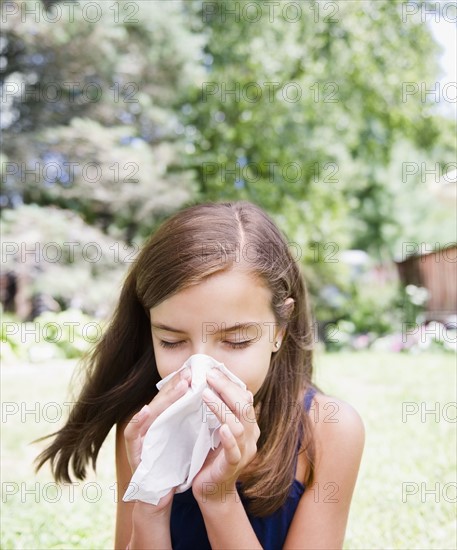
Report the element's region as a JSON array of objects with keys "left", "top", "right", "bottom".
[{"left": 1, "top": 352, "right": 456, "bottom": 549}]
